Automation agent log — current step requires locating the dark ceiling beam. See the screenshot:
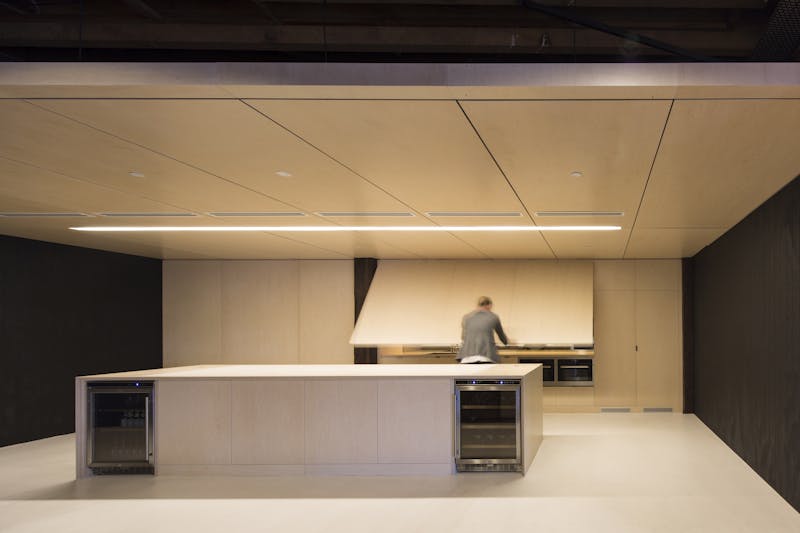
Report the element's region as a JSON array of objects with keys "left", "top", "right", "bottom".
[
  {"left": 248, "top": 0, "right": 283, "bottom": 24},
  {"left": 238, "top": 4, "right": 740, "bottom": 29},
  {"left": 271, "top": 0, "right": 766, "bottom": 7},
  {"left": 0, "top": 0, "right": 38, "bottom": 15},
  {"left": 0, "top": 21, "right": 761, "bottom": 57},
  {"left": 520, "top": 0, "right": 716, "bottom": 60},
  {"left": 122, "top": 0, "right": 162, "bottom": 20}
]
